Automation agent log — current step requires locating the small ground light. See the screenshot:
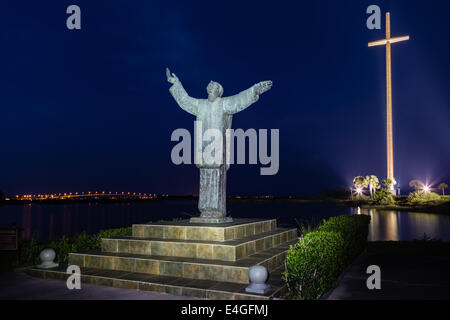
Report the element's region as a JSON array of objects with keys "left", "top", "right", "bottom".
[{"left": 423, "top": 185, "right": 431, "bottom": 193}]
